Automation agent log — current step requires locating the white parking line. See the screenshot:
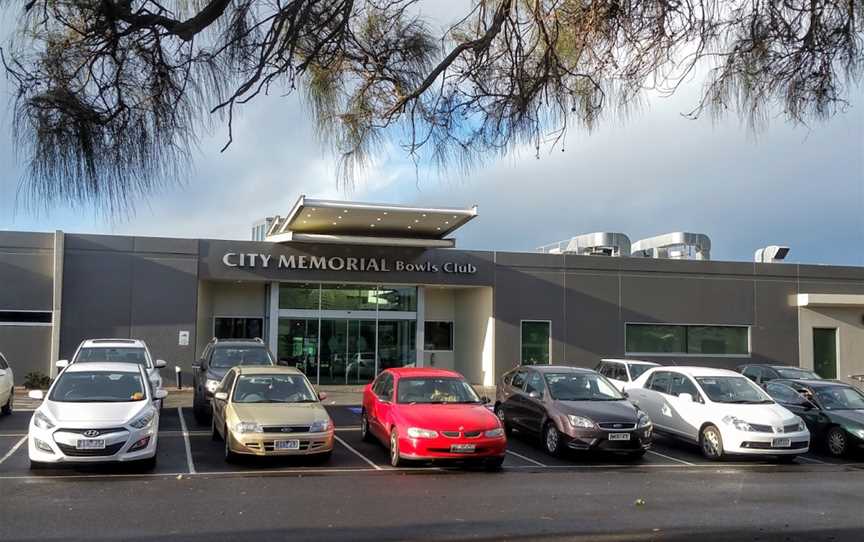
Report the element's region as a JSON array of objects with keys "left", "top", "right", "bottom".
[
  {"left": 334, "top": 435, "right": 382, "bottom": 470},
  {"left": 177, "top": 407, "right": 196, "bottom": 474},
  {"left": 797, "top": 455, "right": 828, "bottom": 464},
  {"left": 647, "top": 450, "right": 695, "bottom": 466},
  {"left": 506, "top": 450, "right": 547, "bottom": 467},
  {"left": 0, "top": 436, "right": 26, "bottom": 465}
]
